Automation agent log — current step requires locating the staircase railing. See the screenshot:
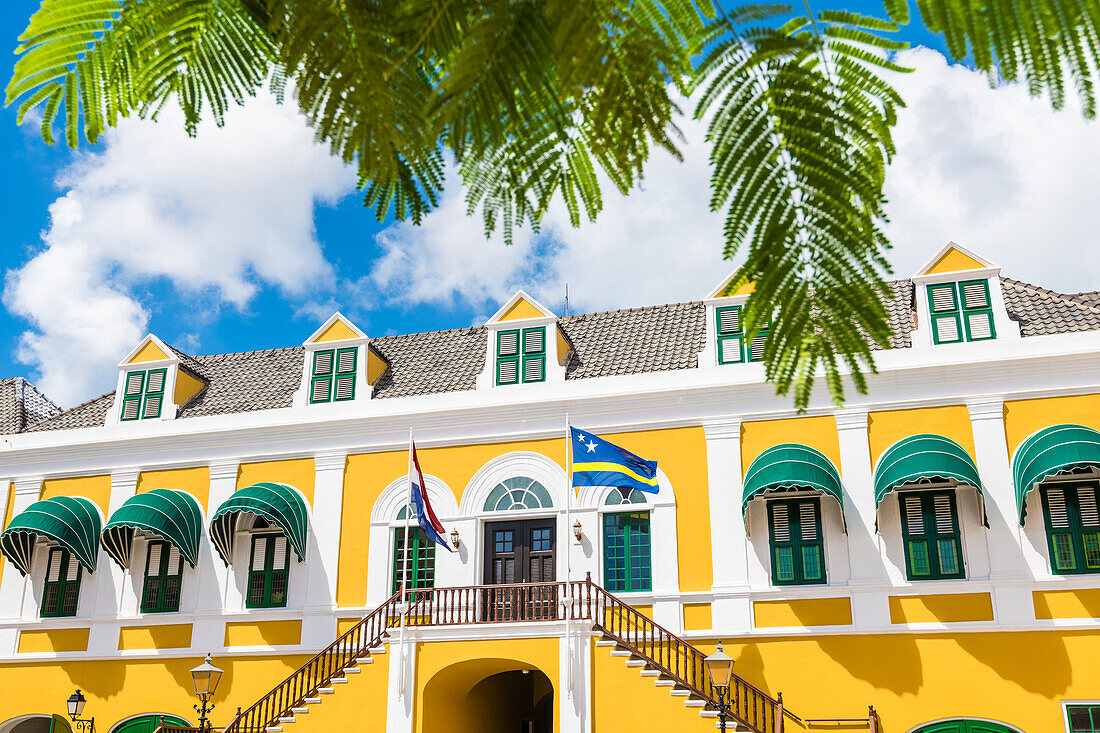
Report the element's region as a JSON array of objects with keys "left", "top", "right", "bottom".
[
  {"left": 222, "top": 590, "right": 401, "bottom": 733},
  {"left": 583, "top": 575, "right": 795, "bottom": 733}
]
